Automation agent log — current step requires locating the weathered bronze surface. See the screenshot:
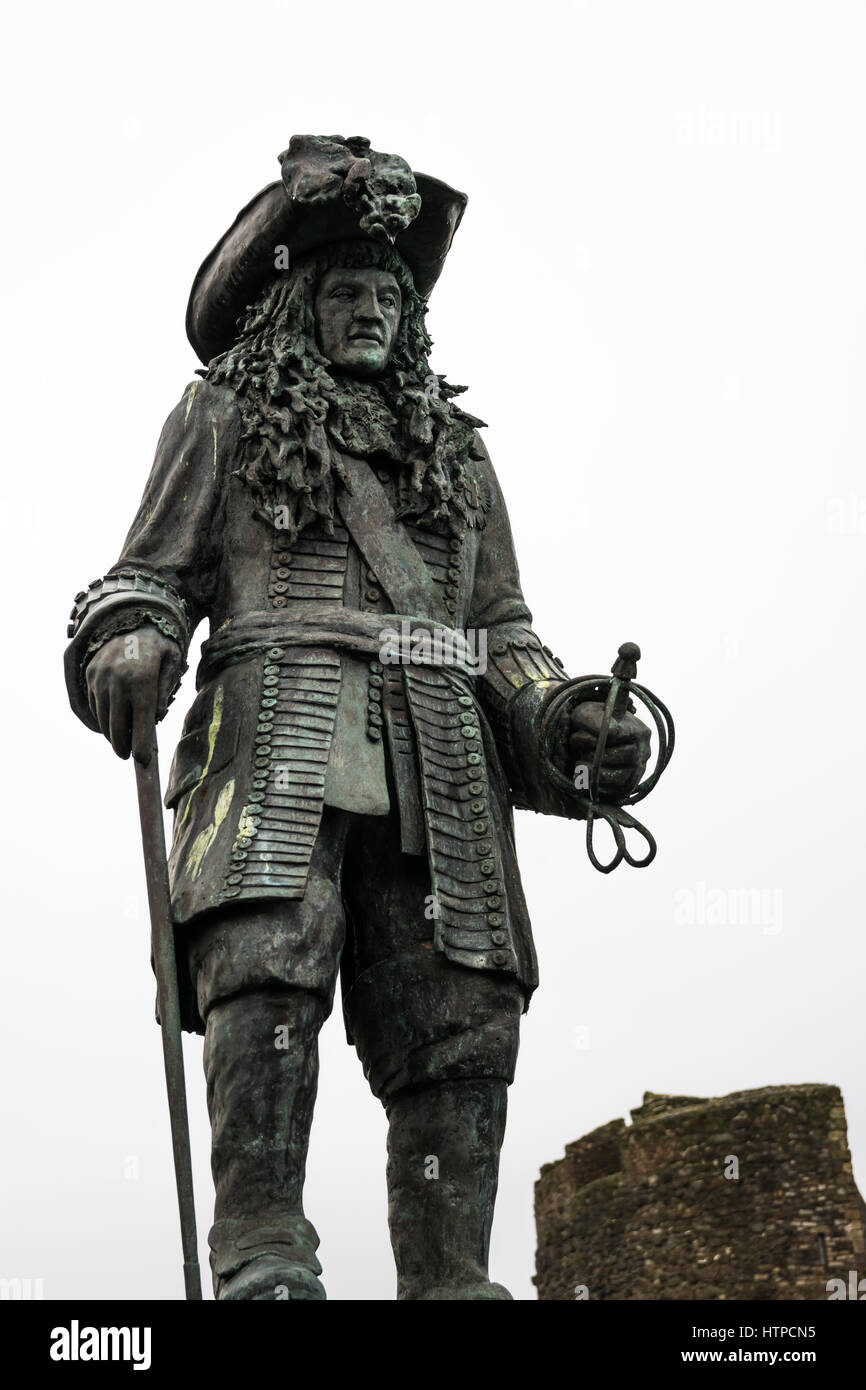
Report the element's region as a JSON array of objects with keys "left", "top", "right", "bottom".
[{"left": 65, "top": 134, "right": 671, "bottom": 1300}]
